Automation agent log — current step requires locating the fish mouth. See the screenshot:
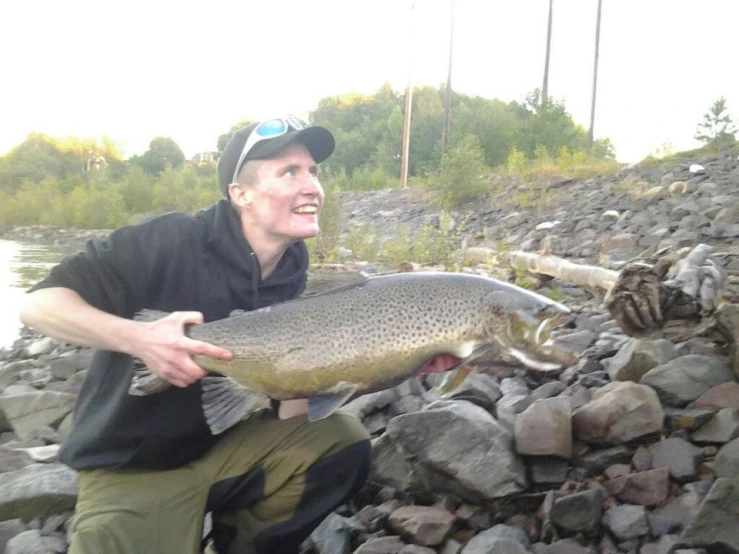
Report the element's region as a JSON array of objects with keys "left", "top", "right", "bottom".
[{"left": 498, "top": 310, "right": 578, "bottom": 371}]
